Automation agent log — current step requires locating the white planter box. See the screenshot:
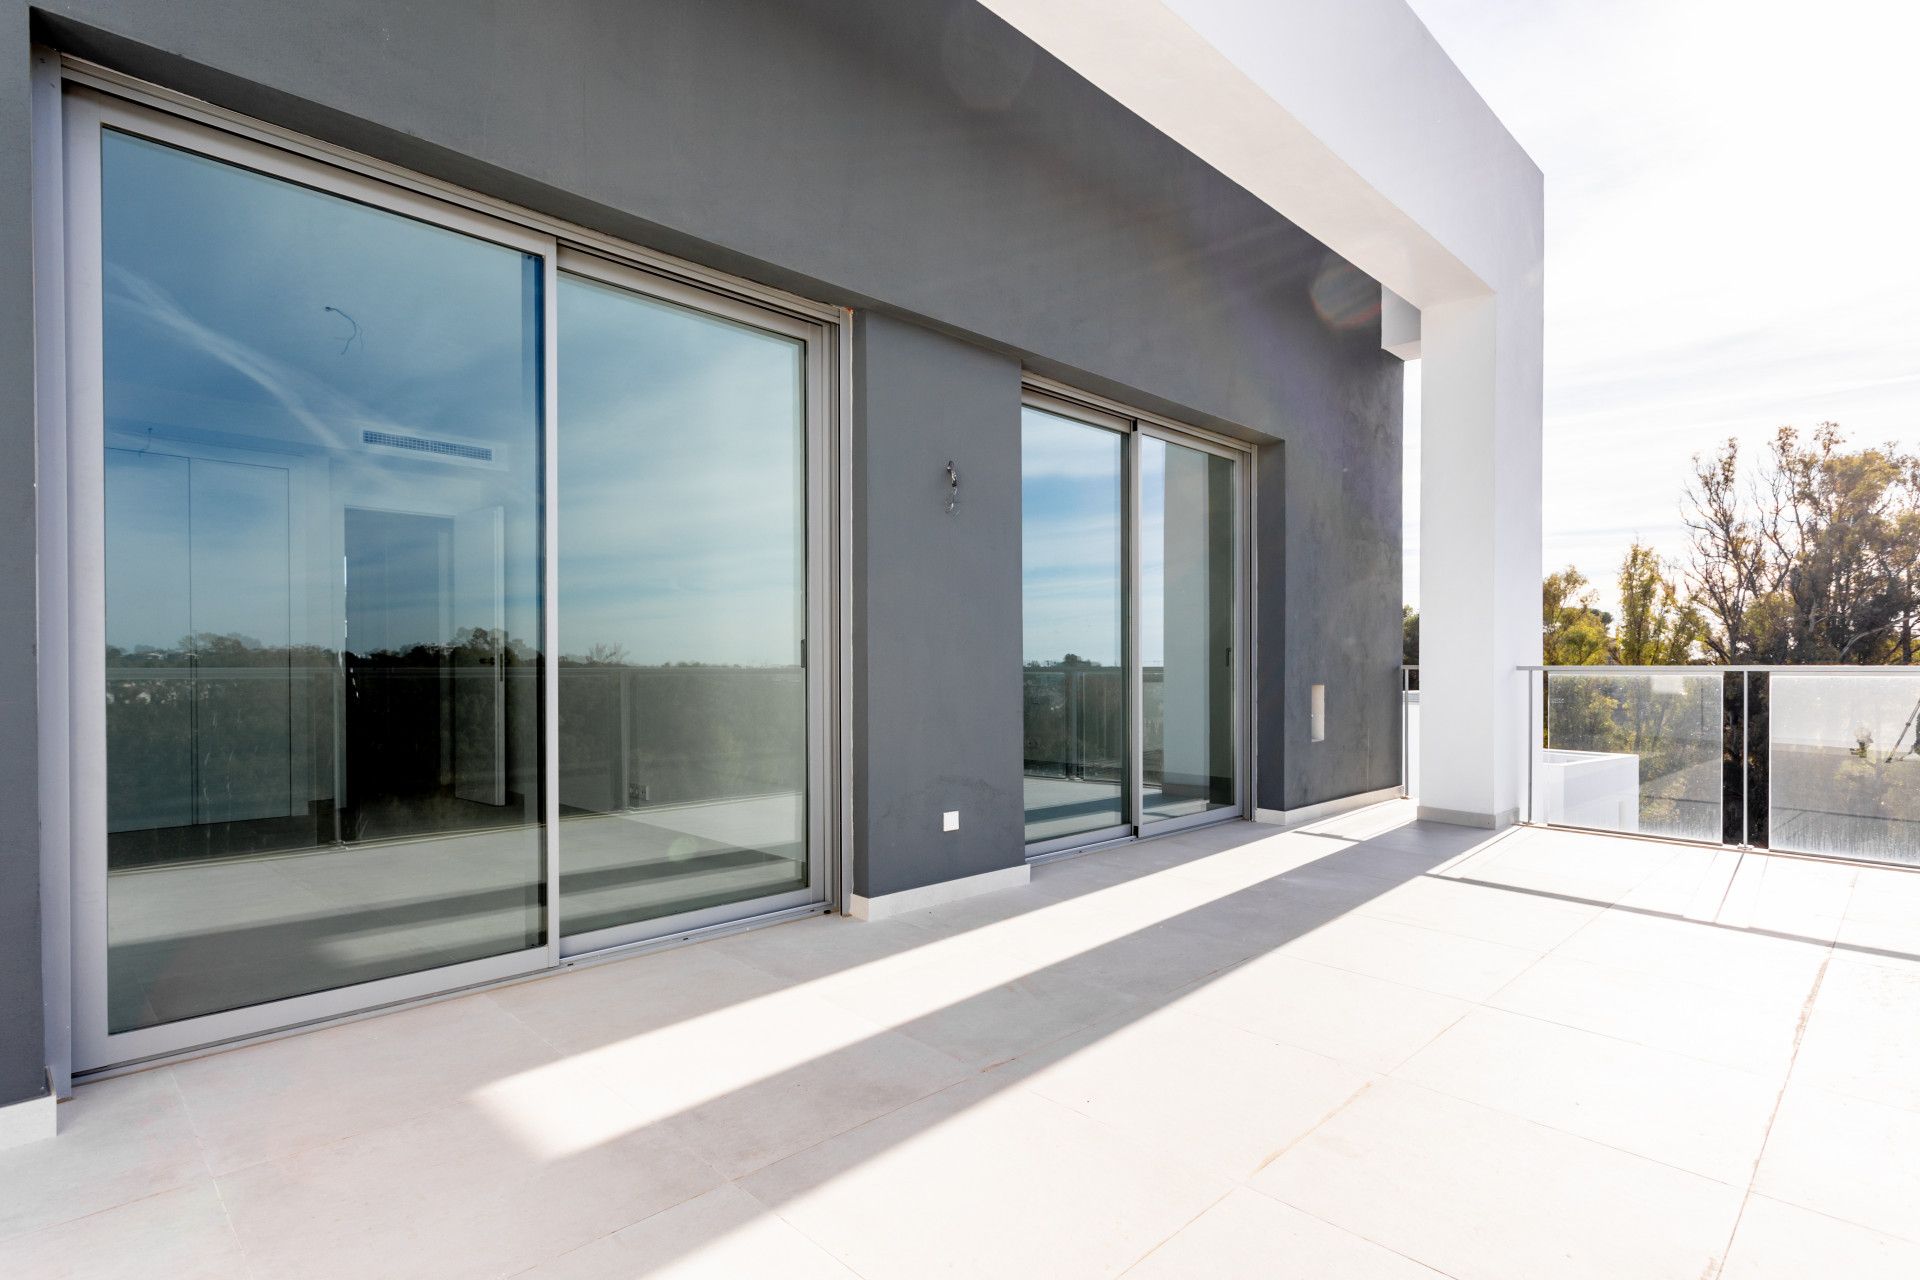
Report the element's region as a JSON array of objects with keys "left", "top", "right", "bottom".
[{"left": 1539, "top": 749, "right": 1639, "bottom": 832}]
